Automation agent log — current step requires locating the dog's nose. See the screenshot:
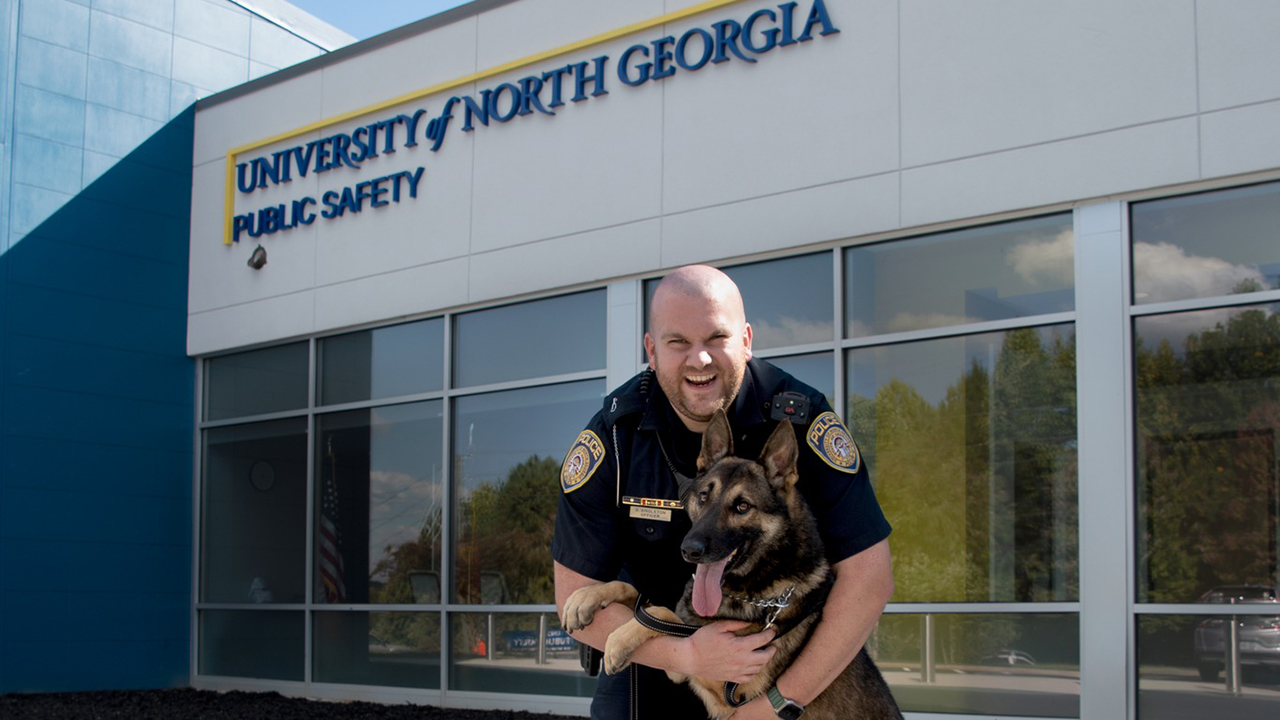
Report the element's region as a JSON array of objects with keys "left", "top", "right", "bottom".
[{"left": 681, "top": 536, "right": 706, "bottom": 563}]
